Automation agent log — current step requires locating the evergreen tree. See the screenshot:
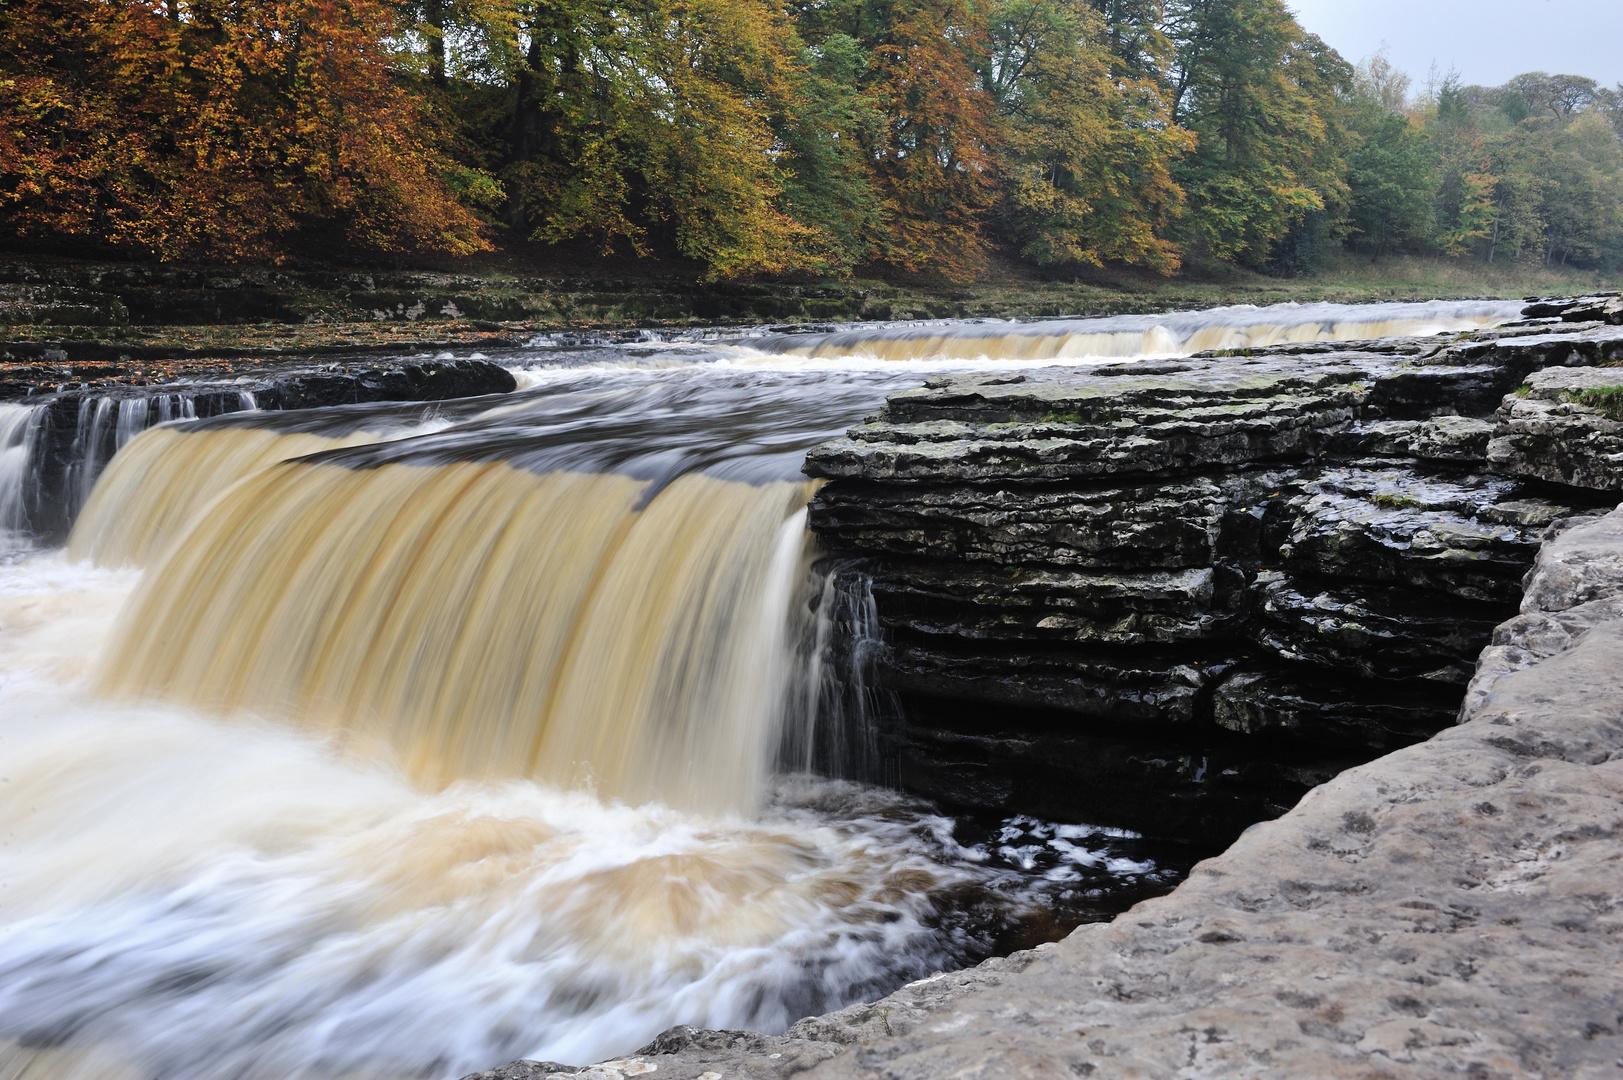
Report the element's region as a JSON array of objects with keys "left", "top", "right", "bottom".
[{"left": 1345, "top": 99, "right": 1433, "bottom": 261}]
